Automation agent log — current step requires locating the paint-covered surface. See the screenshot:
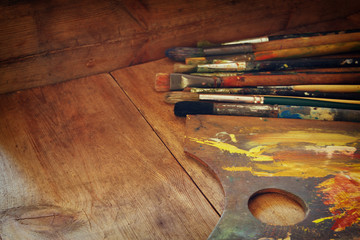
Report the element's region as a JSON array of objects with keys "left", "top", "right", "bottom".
[
  {"left": 184, "top": 115, "right": 360, "bottom": 239},
  {"left": 315, "top": 173, "right": 360, "bottom": 232}
]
